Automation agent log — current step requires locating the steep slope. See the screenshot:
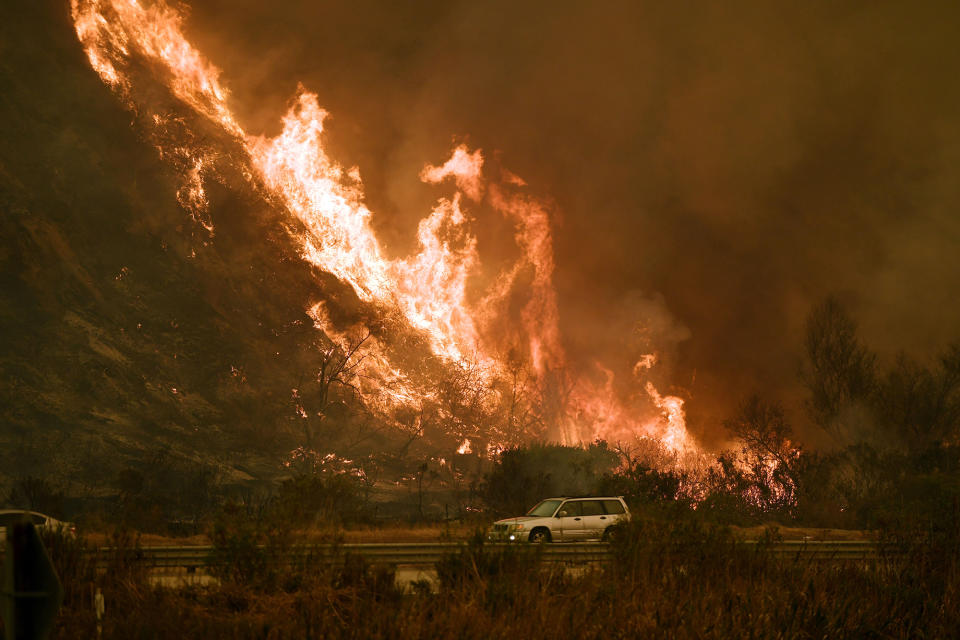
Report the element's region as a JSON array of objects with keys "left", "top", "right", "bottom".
[
  {"left": 0, "top": 1, "right": 381, "bottom": 493},
  {"left": 2, "top": 1, "right": 710, "bottom": 503}
]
